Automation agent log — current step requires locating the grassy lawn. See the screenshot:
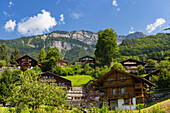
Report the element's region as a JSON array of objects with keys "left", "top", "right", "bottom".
[
  {"left": 132, "top": 95, "right": 170, "bottom": 113},
  {"left": 62, "top": 75, "right": 93, "bottom": 86},
  {"left": 147, "top": 94, "right": 170, "bottom": 107}
]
